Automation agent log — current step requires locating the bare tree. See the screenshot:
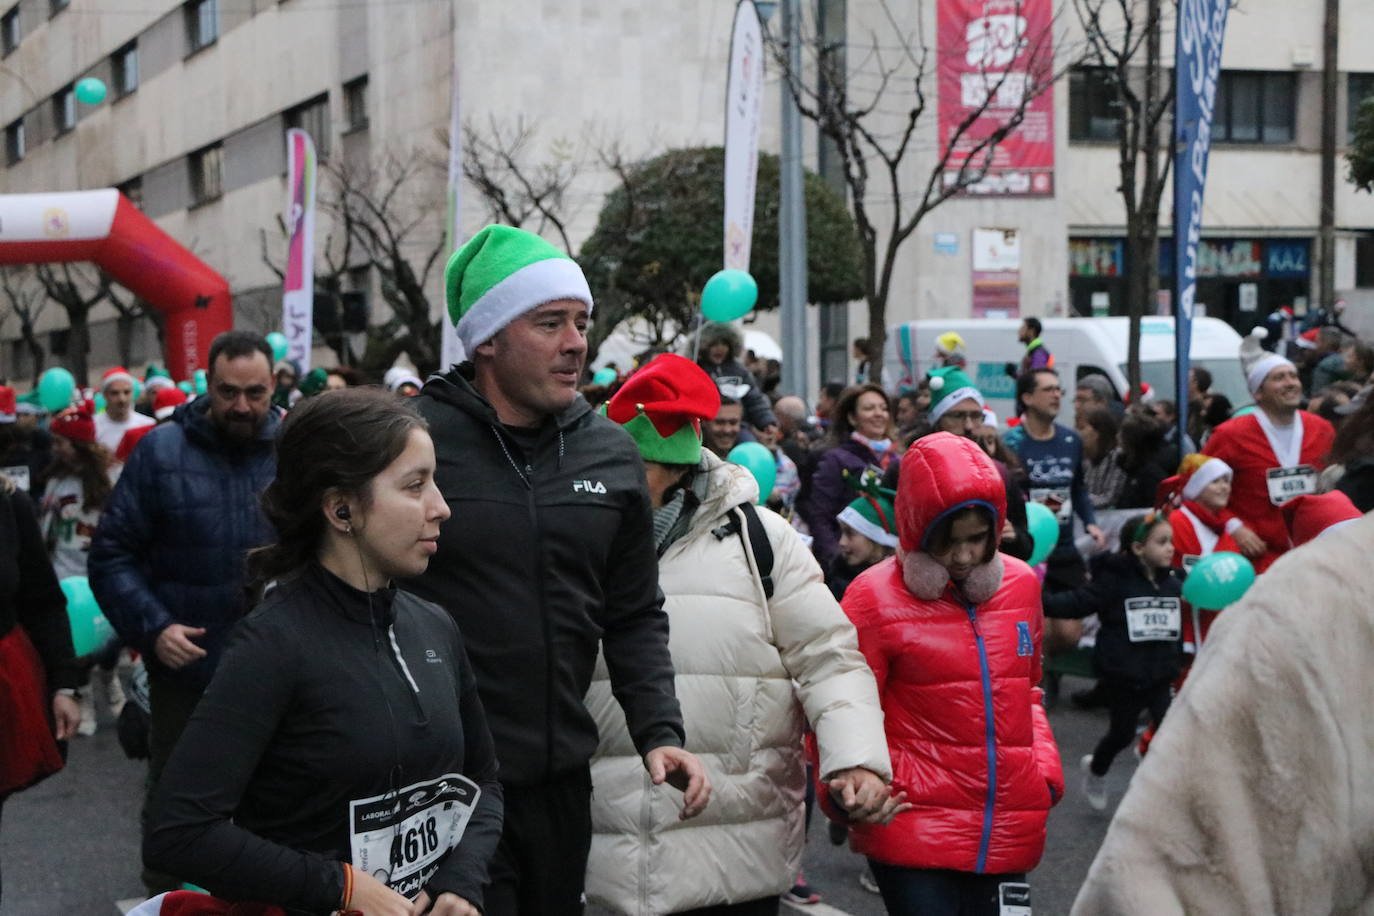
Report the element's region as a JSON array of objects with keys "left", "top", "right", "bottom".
[
  {"left": 33, "top": 262, "right": 123, "bottom": 386},
  {"left": 770, "top": 0, "right": 1063, "bottom": 383},
  {"left": 1074, "top": 0, "right": 1172, "bottom": 395},
  {"left": 0, "top": 267, "right": 48, "bottom": 385},
  {"left": 324, "top": 152, "right": 449, "bottom": 377},
  {"left": 461, "top": 116, "right": 585, "bottom": 255}
]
